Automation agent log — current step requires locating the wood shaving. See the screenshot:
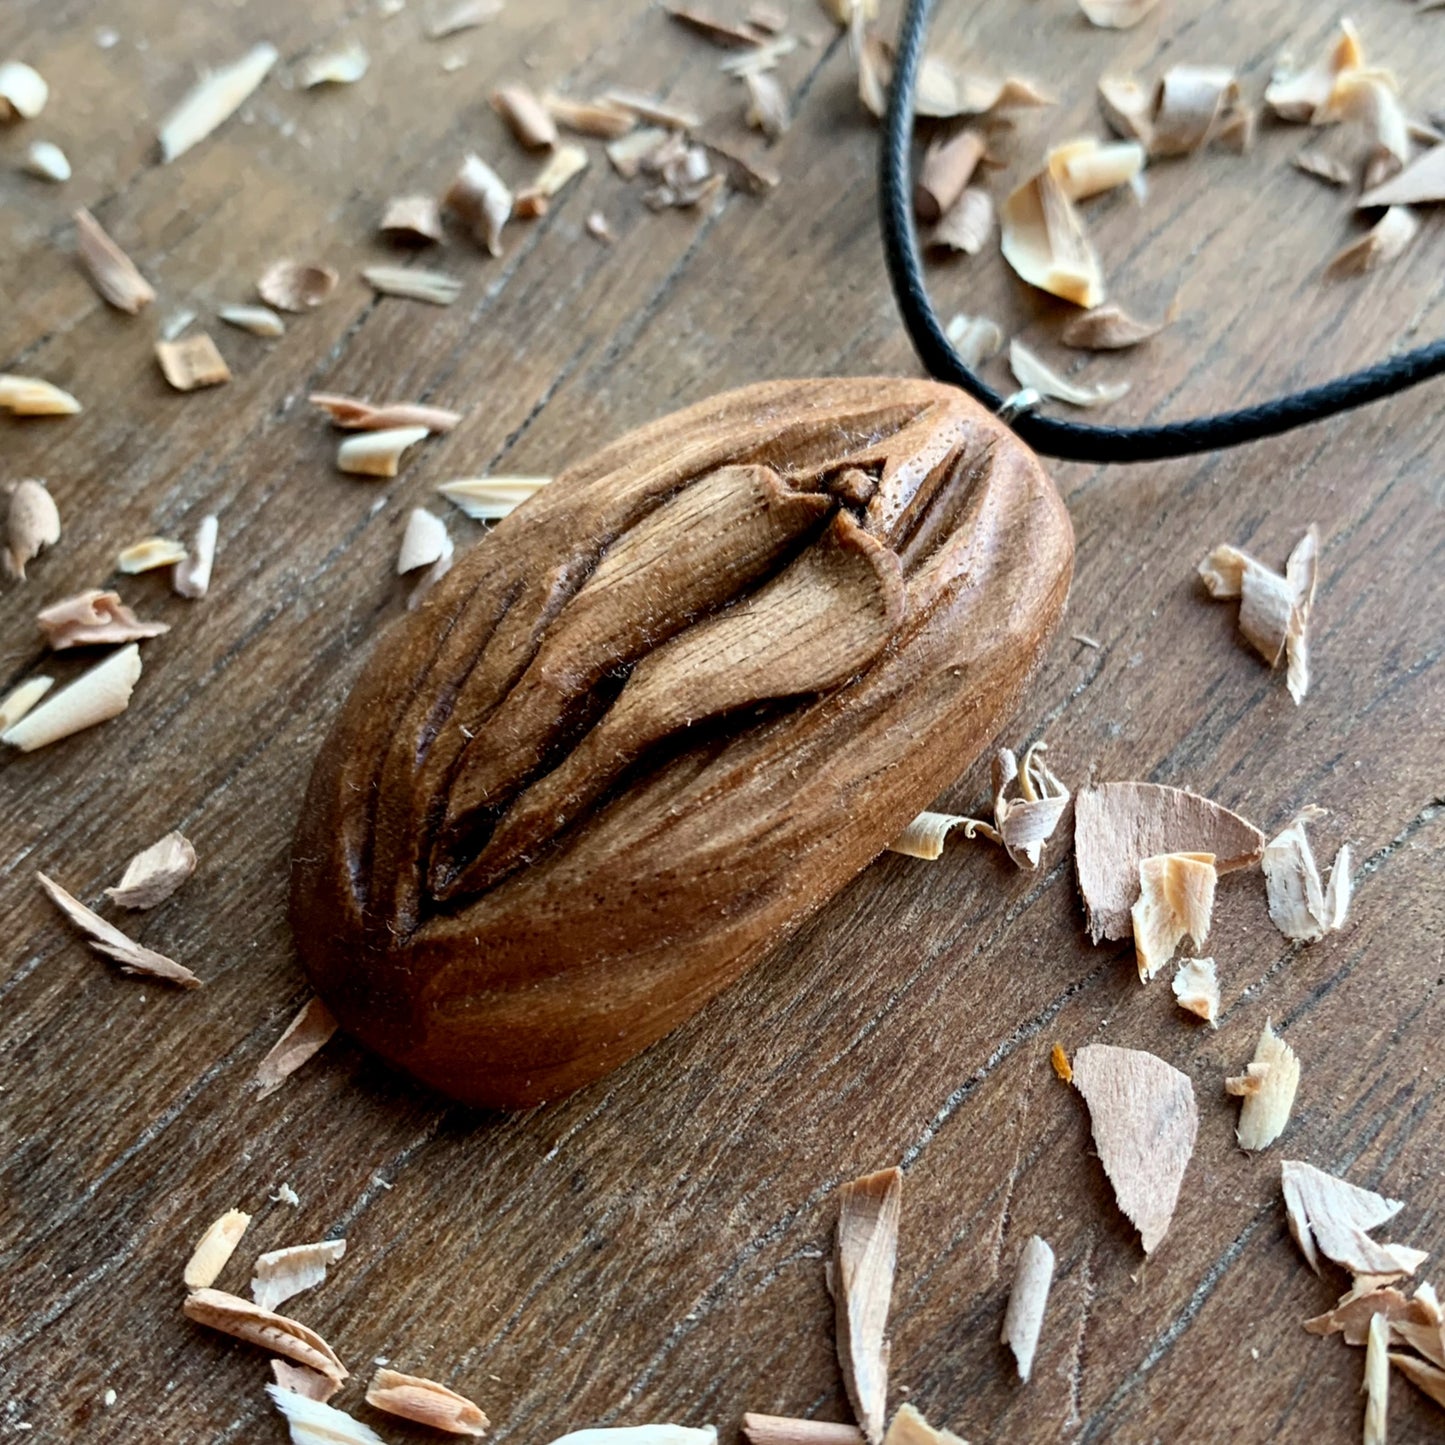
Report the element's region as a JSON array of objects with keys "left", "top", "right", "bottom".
[
  {"left": 0, "top": 60, "right": 48, "bottom": 120},
  {"left": 266, "top": 1384, "right": 380, "bottom": 1444},
  {"left": 156, "top": 333, "right": 230, "bottom": 391},
  {"left": 1132, "top": 852, "right": 1216, "bottom": 982},
  {"left": 699, "top": 135, "right": 780, "bottom": 195},
  {"left": 398, "top": 507, "right": 452, "bottom": 575},
  {"left": 37, "top": 590, "right": 168, "bottom": 650},
  {"left": 3, "top": 645, "right": 142, "bottom": 751},
  {"left": 879, "top": 1405, "right": 965, "bottom": 1445},
  {"left": 1150, "top": 66, "right": 1238, "bottom": 157},
  {"left": 159, "top": 43, "right": 278, "bottom": 161},
  {"left": 1392, "top": 1283, "right": 1445, "bottom": 1369},
  {"left": 1073, "top": 781, "right": 1264, "bottom": 942},
  {"left": 5, "top": 479, "right": 60, "bottom": 580},
  {"left": 1098, "top": 75, "right": 1152, "bottom": 144},
  {"left": 297, "top": 41, "right": 369, "bottom": 88},
  {"left": 24, "top": 139, "right": 70, "bottom": 181},
  {"left": 1000, "top": 168, "right": 1104, "bottom": 309},
  {"left": 1326, "top": 207, "right": 1419, "bottom": 280},
  {"left": 910, "top": 63, "right": 1052, "bottom": 121},
  {"left": 259, "top": 261, "right": 338, "bottom": 312},
  {"left": 363, "top": 265, "right": 463, "bottom": 305},
  {"left": 666, "top": 4, "right": 766, "bottom": 47},
  {"left": 1282, "top": 1160, "right": 1429, "bottom": 1280},
  {"left": 1010, "top": 340, "right": 1129, "bottom": 409},
  {"left": 0, "top": 373, "right": 81, "bottom": 415},
  {"left": 73, "top": 207, "right": 154, "bottom": 314},
  {"left": 1079, "top": 0, "right": 1159, "bottom": 28},
  {"left": 1213, "top": 103, "right": 1254, "bottom": 155},
  {"left": 744, "top": 71, "right": 790, "bottom": 139},
  {"left": 1390, "top": 1353, "right": 1445, "bottom": 1409},
  {"left": 183, "top": 1209, "right": 251, "bottom": 1290},
  {"left": 1265, "top": 20, "right": 1364, "bottom": 123},
  {"left": 271, "top": 1360, "right": 341, "bottom": 1404},
  {"left": 544, "top": 93, "right": 637, "bottom": 139},
  {"left": 929, "top": 188, "right": 993, "bottom": 256},
  {"left": 337, "top": 426, "right": 431, "bottom": 478},
  {"left": 1293, "top": 145, "right": 1352, "bottom": 187},
  {"left": 119, "top": 537, "right": 188, "bottom": 573},
  {"left": 186, "top": 1291, "right": 347, "bottom": 1380},
  {"left": 174, "top": 515, "right": 219, "bottom": 599},
  {"left": 0, "top": 676, "right": 54, "bottom": 732},
  {"left": 515, "top": 143, "right": 589, "bottom": 214},
  {"left": 993, "top": 742, "right": 1070, "bottom": 867},
  {"left": 1060, "top": 304, "right": 1162, "bottom": 350},
  {"left": 1232, "top": 1020, "right": 1299, "bottom": 1150},
  {"left": 445, "top": 154, "right": 512, "bottom": 256},
  {"left": 1201, "top": 526, "right": 1318, "bottom": 701},
  {"left": 437, "top": 476, "right": 551, "bottom": 520},
  {"left": 219, "top": 304, "right": 285, "bottom": 337},
  {"left": 603, "top": 88, "right": 702, "bottom": 130},
  {"left": 1360, "top": 145, "right": 1445, "bottom": 208},
  {"left": 886, "top": 810, "right": 998, "bottom": 860},
  {"left": 1262, "top": 807, "right": 1351, "bottom": 943},
  {"left": 1304, "top": 1282, "right": 1426, "bottom": 1346},
  {"left": 381, "top": 195, "right": 446, "bottom": 244},
  {"left": 742, "top": 1419, "right": 865, "bottom": 1445},
  {"left": 1325, "top": 70, "right": 1409, "bottom": 192},
  {"left": 821, "top": 0, "right": 879, "bottom": 22},
  {"left": 105, "top": 831, "right": 196, "bottom": 909},
  {"left": 1171, "top": 956, "right": 1218, "bottom": 1026},
  {"left": 35, "top": 868, "right": 198, "bottom": 986},
  {"left": 915, "top": 130, "right": 983, "bottom": 223},
  {"left": 1071, "top": 1044, "right": 1198, "bottom": 1253},
  {"left": 587, "top": 211, "right": 616, "bottom": 243},
  {"left": 944, "top": 313, "right": 1003, "bottom": 367},
  {"left": 365, "top": 1368, "right": 489, "bottom": 1436},
  {"left": 1047, "top": 138, "right": 1146, "bottom": 201},
  {"left": 424, "top": 0, "right": 501, "bottom": 38},
  {"left": 252, "top": 1239, "right": 347, "bottom": 1313},
  {"left": 1051, "top": 1044, "right": 1073, "bottom": 1083},
  {"left": 1365, "top": 1311, "right": 1389, "bottom": 1445},
  {"left": 311, "top": 394, "right": 462, "bottom": 432},
  {"left": 608, "top": 126, "right": 671, "bottom": 179},
  {"left": 1001, "top": 1235, "right": 1055, "bottom": 1381},
  {"left": 834, "top": 1167, "right": 901, "bottom": 1445},
  {"left": 493, "top": 82, "right": 558, "bottom": 149},
  {"left": 255, "top": 996, "right": 339, "bottom": 1098}
]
